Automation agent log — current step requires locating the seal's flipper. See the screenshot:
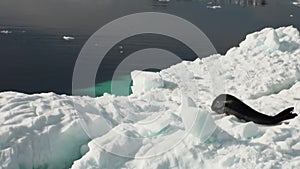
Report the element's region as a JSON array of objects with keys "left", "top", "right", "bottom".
[{"left": 274, "top": 107, "right": 297, "bottom": 122}]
